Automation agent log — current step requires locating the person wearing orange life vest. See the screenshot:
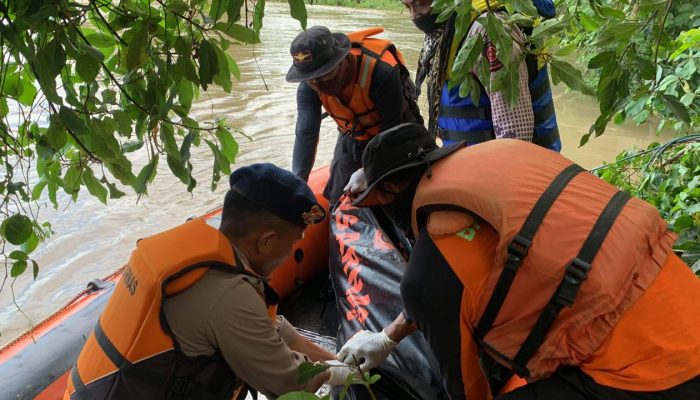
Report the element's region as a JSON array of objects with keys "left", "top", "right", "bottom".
[
  {"left": 286, "top": 26, "right": 423, "bottom": 208},
  {"left": 337, "top": 123, "right": 700, "bottom": 399},
  {"left": 65, "top": 164, "right": 361, "bottom": 400}
]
